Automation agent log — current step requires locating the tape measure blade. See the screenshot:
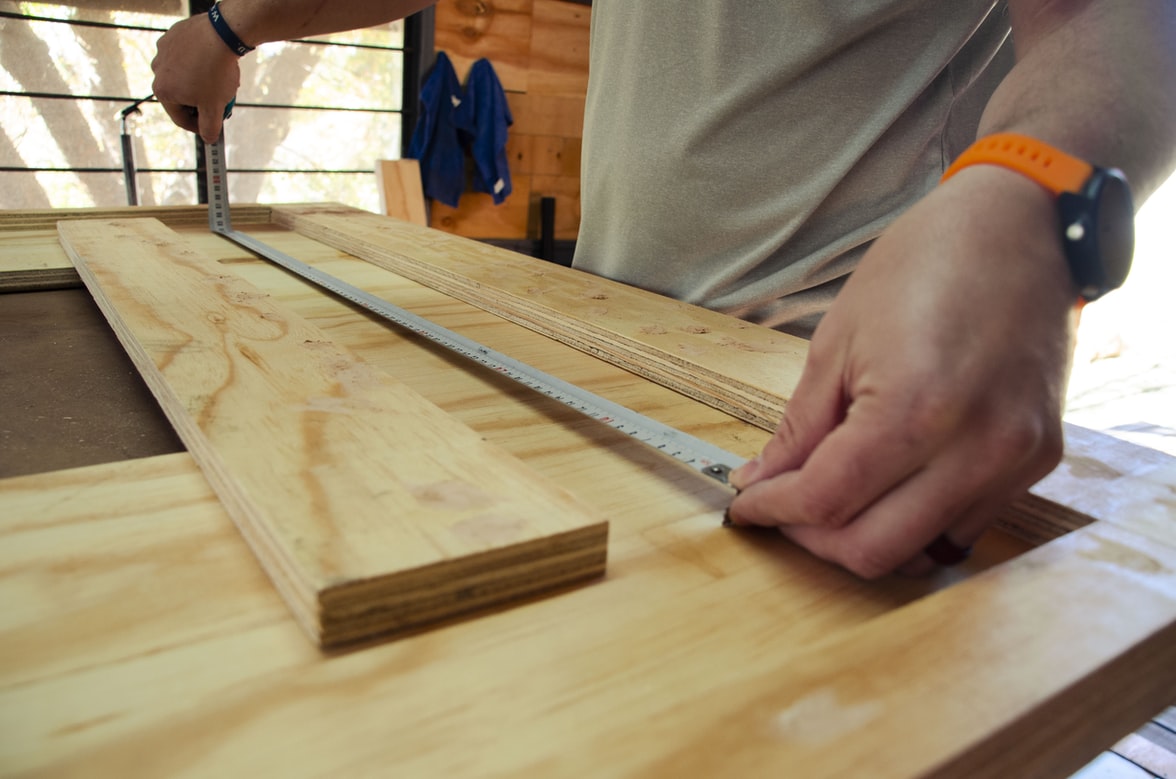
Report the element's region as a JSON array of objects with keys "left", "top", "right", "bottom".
[{"left": 202, "top": 140, "right": 745, "bottom": 484}]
